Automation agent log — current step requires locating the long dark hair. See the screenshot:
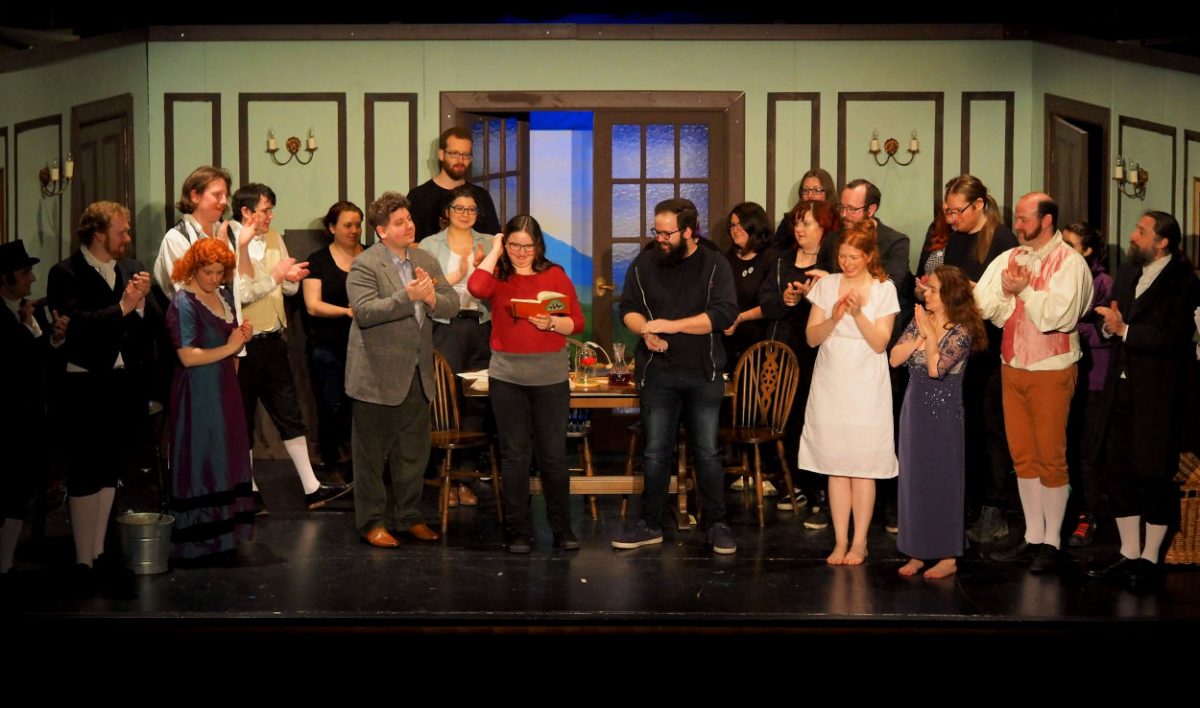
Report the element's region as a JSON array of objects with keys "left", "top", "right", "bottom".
[
  {"left": 932, "top": 264, "right": 988, "bottom": 353},
  {"left": 322, "top": 200, "right": 364, "bottom": 243},
  {"left": 726, "top": 201, "right": 771, "bottom": 257},
  {"left": 946, "top": 174, "right": 1002, "bottom": 263},
  {"left": 495, "top": 214, "right": 555, "bottom": 281}
]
